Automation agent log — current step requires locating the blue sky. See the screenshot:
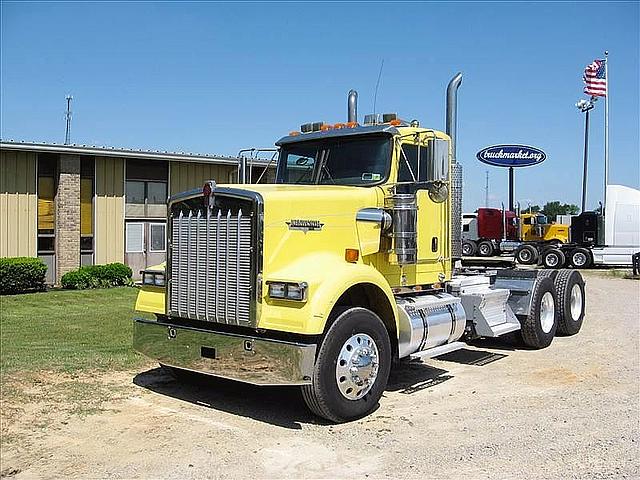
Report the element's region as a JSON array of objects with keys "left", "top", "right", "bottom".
[{"left": 1, "top": 1, "right": 638, "bottom": 210}]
